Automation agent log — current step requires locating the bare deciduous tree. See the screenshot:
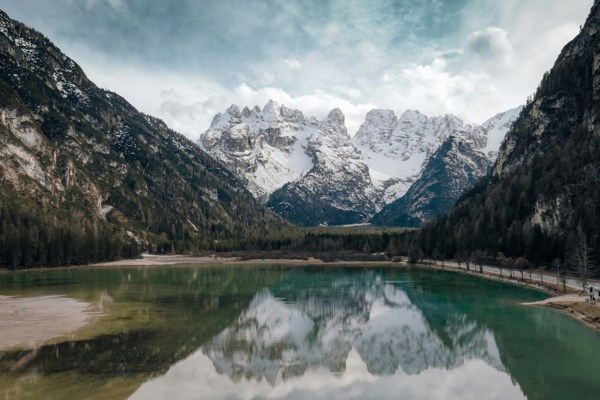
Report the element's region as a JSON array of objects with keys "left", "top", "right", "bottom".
[
  {"left": 552, "top": 258, "right": 565, "bottom": 292},
  {"left": 515, "top": 257, "right": 528, "bottom": 281},
  {"left": 569, "top": 228, "right": 597, "bottom": 289}
]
